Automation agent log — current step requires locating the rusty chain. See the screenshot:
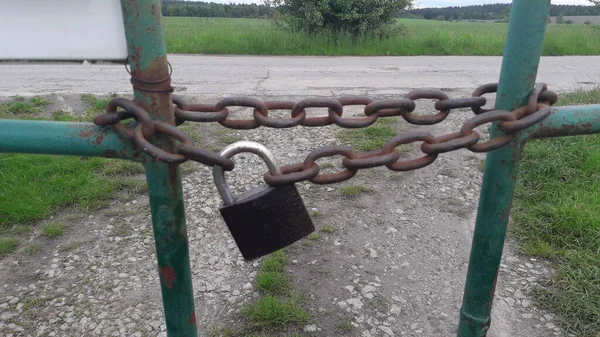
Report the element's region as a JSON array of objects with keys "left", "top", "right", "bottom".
[{"left": 93, "top": 83, "right": 557, "bottom": 185}]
